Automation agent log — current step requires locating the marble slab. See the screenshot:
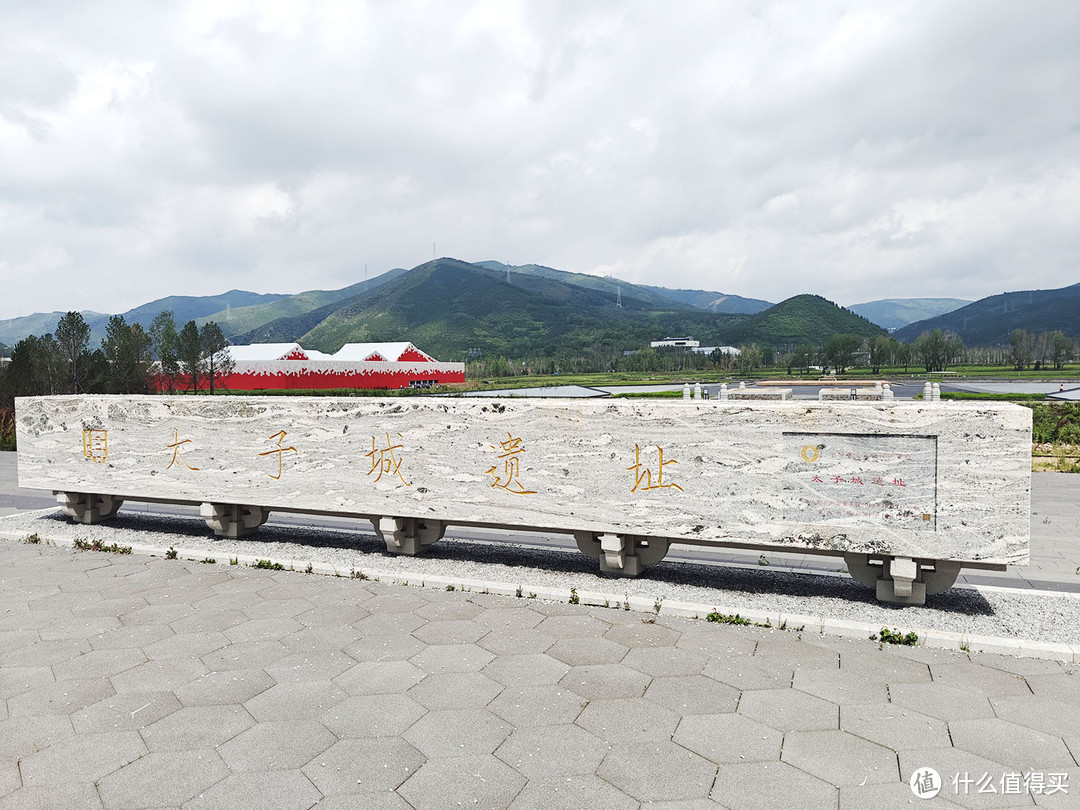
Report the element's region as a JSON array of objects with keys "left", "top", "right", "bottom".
[{"left": 15, "top": 395, "right": 1032, "bottom": 564}]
